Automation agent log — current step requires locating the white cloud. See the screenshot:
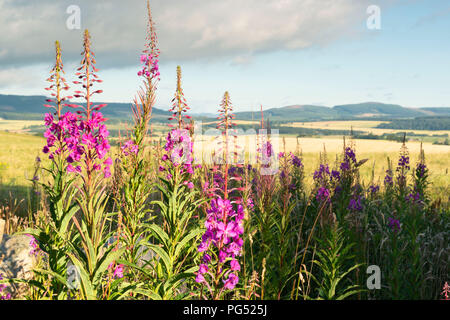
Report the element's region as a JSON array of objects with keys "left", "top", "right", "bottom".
[
  {"left": 0, "top": 65, "right": 45, "bottom": 89},
  {"left": 0, "top": 0, "right": 387, "bottom": 69}
]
